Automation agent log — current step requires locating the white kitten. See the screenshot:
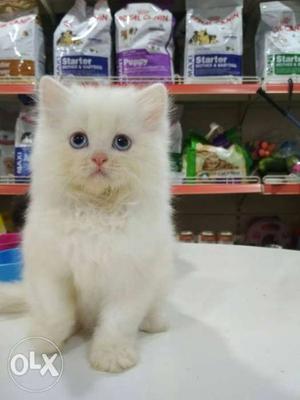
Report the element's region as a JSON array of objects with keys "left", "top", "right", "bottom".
[{"left": 0, "top": 77, "right": 174, "bottom": 373}]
